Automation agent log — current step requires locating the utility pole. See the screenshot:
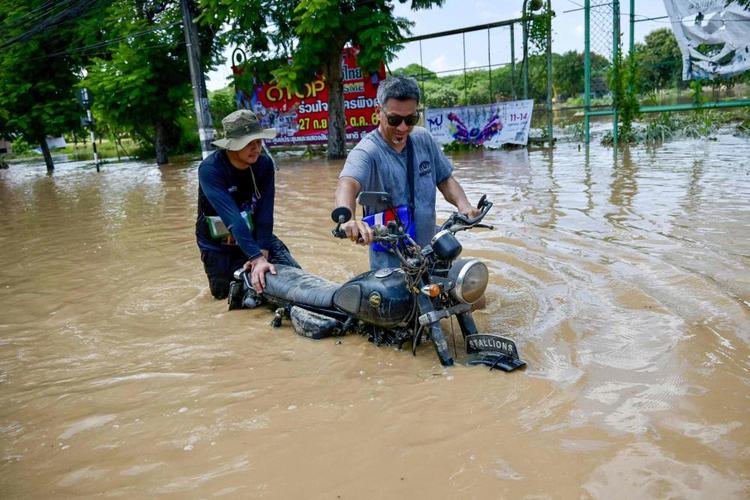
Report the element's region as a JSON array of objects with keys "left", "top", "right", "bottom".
[
  {"left": 545, "top": 0, "right": 553, "bottom": 144},
  {"left": 180, "top": 0, "right": 214, "bottom": 160},
  {"left": 87, "top": 106, "right": 100, "bottom": 172},
  {"left": 78, "top": 88, "right": 100, "bottom": 172}
]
